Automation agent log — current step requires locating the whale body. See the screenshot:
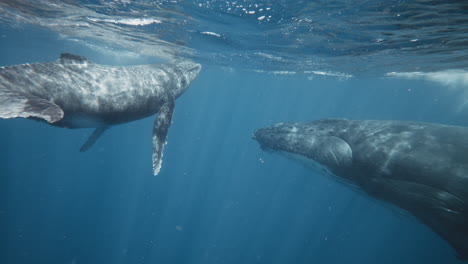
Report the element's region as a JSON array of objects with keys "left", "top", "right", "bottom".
[
  {"left": 0, "top": 53, "right": 201, "bottom": 175},
  {"left": 253, "top": 119, "right": 468, "bottom": 260}
]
